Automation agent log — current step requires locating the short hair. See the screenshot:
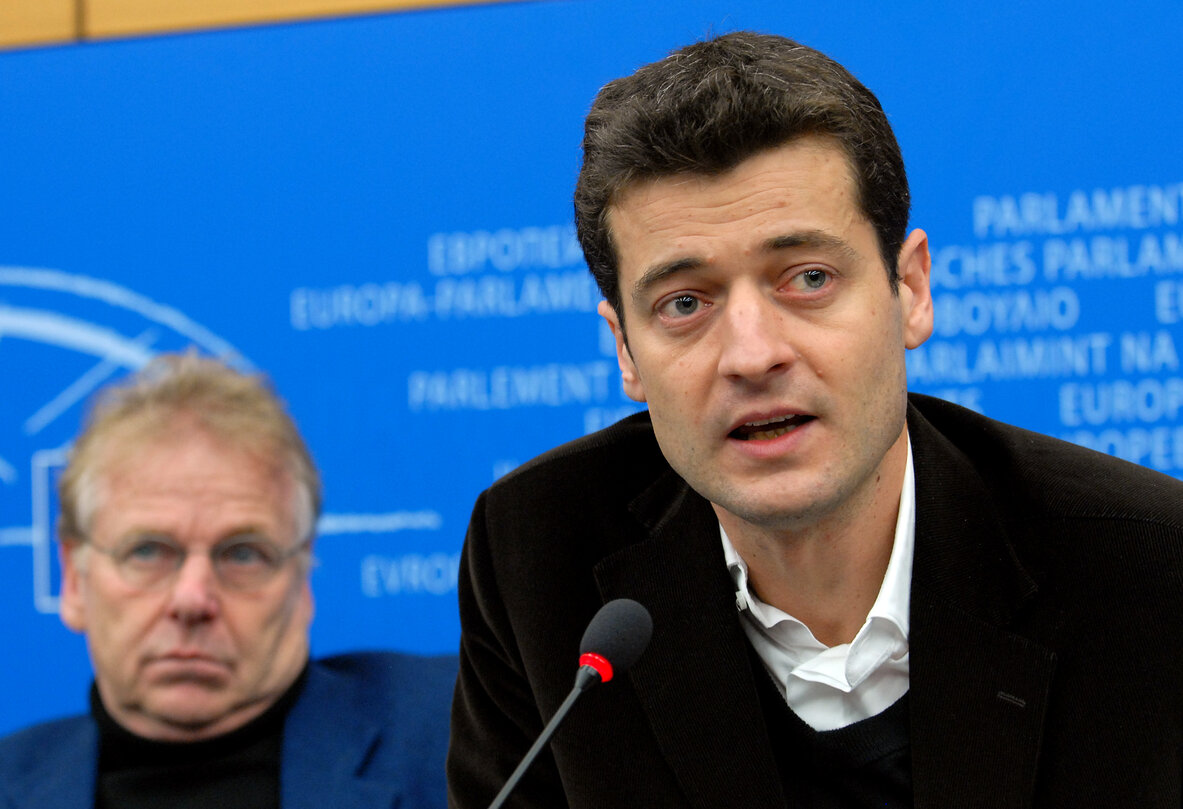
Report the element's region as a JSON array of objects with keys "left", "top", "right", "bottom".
[
  {"left": 574, "top": 31, "right": 911, "bottom": 320},
  {"left": 58, "top": 352, "right": 322, "bottom": 547}
]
